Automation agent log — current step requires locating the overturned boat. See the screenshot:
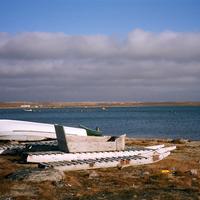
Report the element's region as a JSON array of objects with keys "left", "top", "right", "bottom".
[{"left": 0, "top": 119, "right": 87, "bottom": 141}]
